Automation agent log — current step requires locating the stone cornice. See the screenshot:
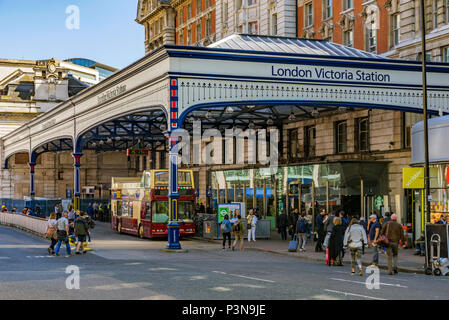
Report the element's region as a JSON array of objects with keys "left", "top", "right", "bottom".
[{"left": 136, "top": 2, "right": 171, "bottom": 24}]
